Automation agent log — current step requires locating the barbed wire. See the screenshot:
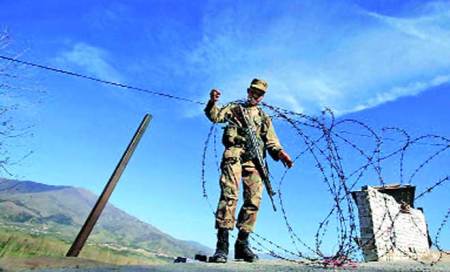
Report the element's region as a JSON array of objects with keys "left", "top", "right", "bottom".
[
  {"left": 0, "top": 55, "right": 206, "bottom": 105},
  {"left": 202, "top": 101, "right": 449, "bottom": 268}
]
